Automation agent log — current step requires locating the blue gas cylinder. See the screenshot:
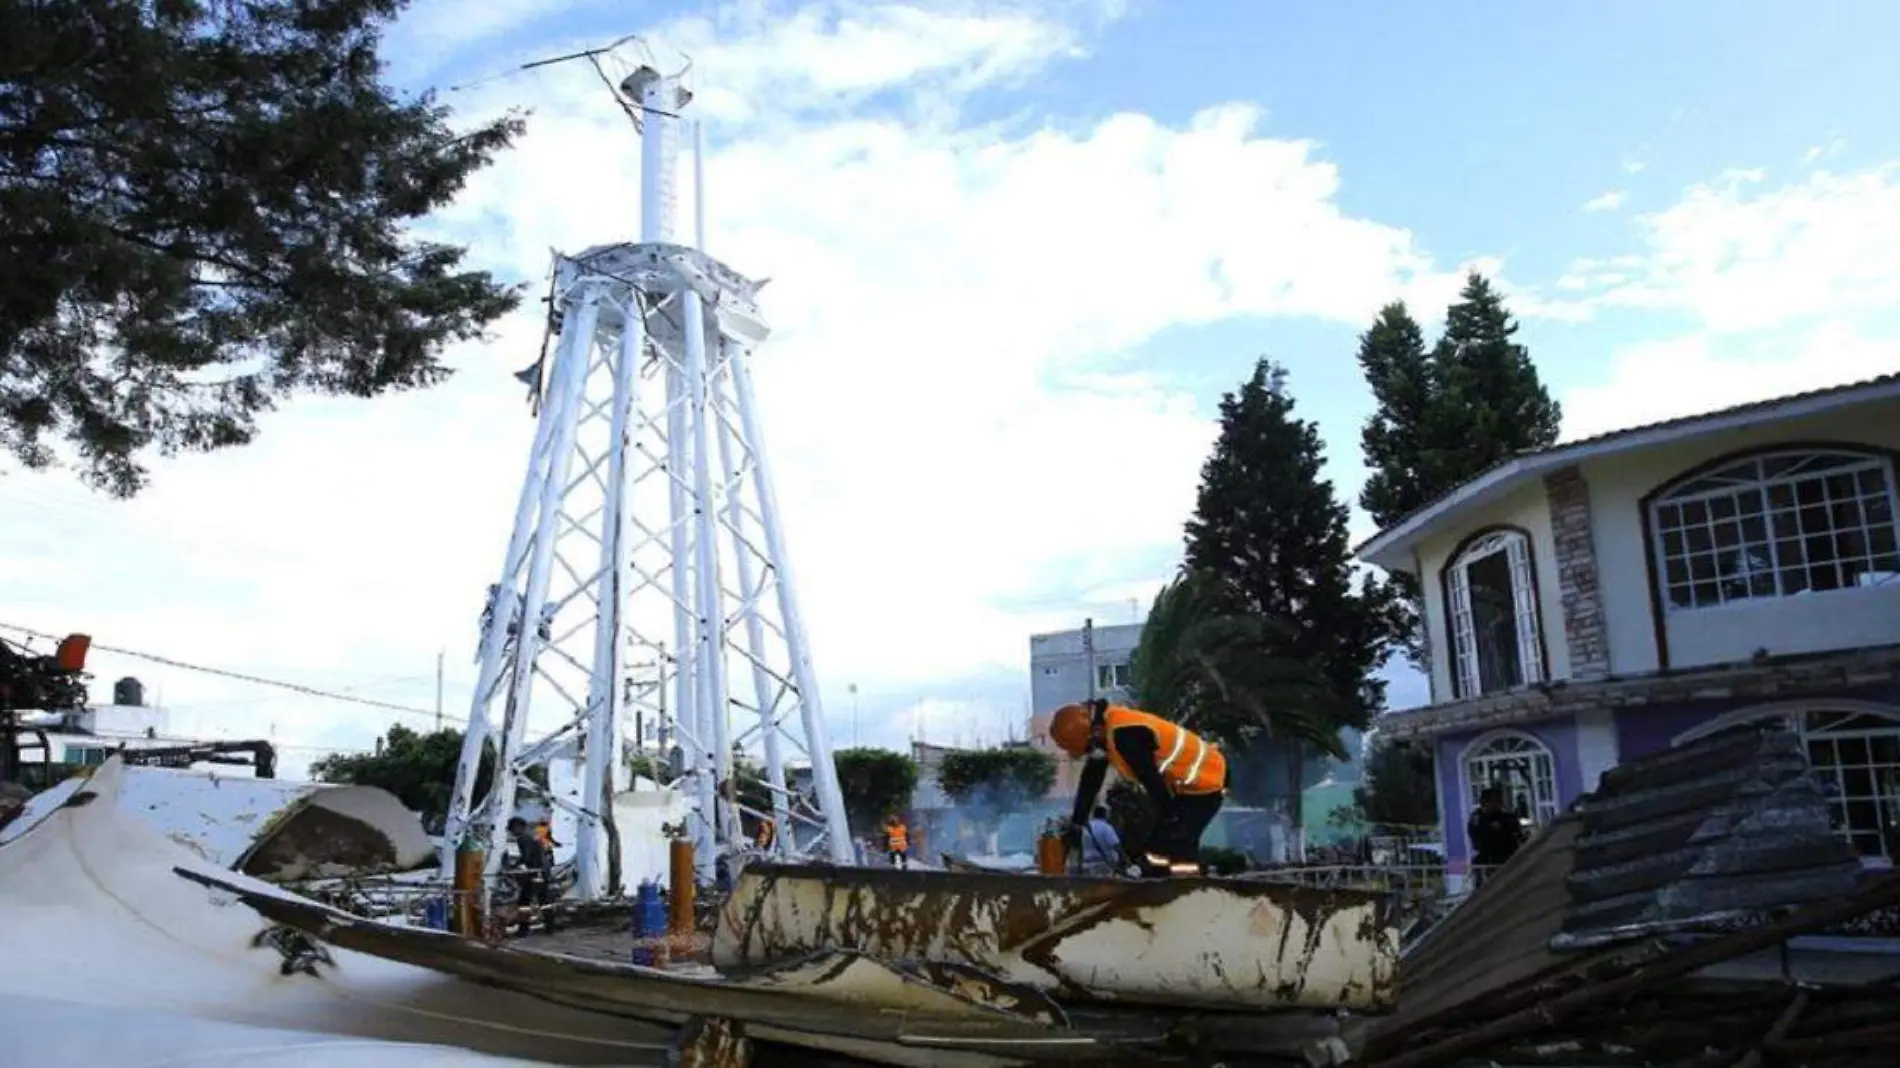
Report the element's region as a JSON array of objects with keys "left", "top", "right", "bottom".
[
  {"left": 422, "top": 895, "right": 449, "bottom": 931},
  {"left": 631, "top": 880, "right": 666, "bottom": 965}
]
